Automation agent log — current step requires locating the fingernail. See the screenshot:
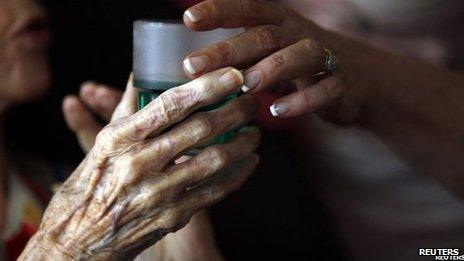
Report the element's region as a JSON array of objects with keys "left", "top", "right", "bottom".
[
  {"left": 242, "top": 70, "right": 262, "bottom": 92},
  {"left": 183, "top": 56, "right": 207, "bottom": 75},
  {"left": 270, "top": 102, "right": 290, "bottom": 117},
  {"left": 219, "top": 69, "right": 244, "bottom": 91},
  {"left": 184, "top": 9, "right": 203, "bottom": 23},
  {"left": 241, "top": 85, "right": 251, "bottom": 93}
]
